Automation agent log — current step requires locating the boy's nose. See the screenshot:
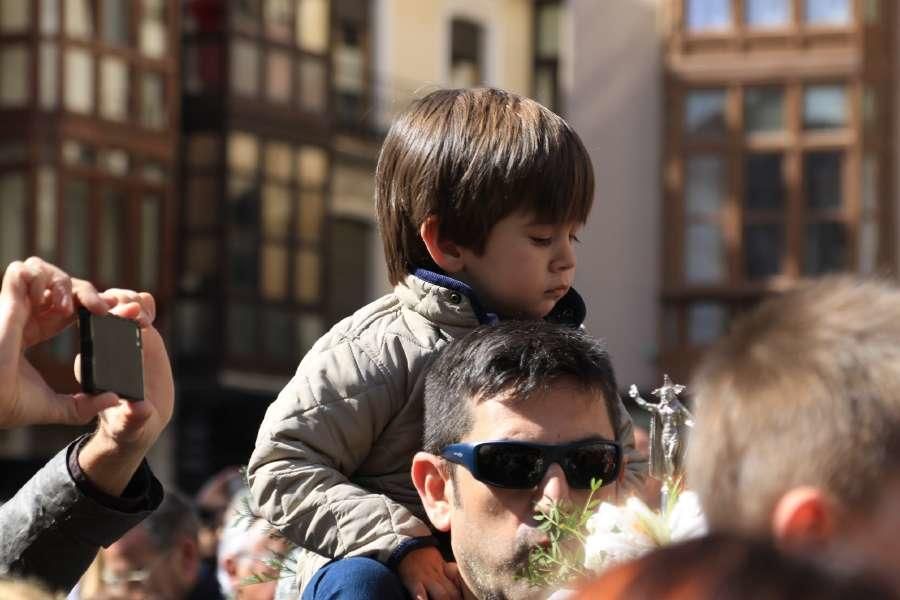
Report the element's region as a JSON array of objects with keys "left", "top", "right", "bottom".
[
  {"left": 551, "top": 239, "right": 576, "bottom": 273},
  {"left": 533, "top": 463, "right": 572, "bottom": 512}
]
